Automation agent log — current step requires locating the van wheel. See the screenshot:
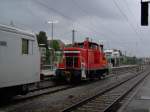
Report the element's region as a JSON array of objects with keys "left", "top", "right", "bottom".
[
  {"left": 40, "top": 74, "right": 44, "bottom": 80},
  {"left": 21, "top": 85, "right": 29, "bottom": 95}
]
